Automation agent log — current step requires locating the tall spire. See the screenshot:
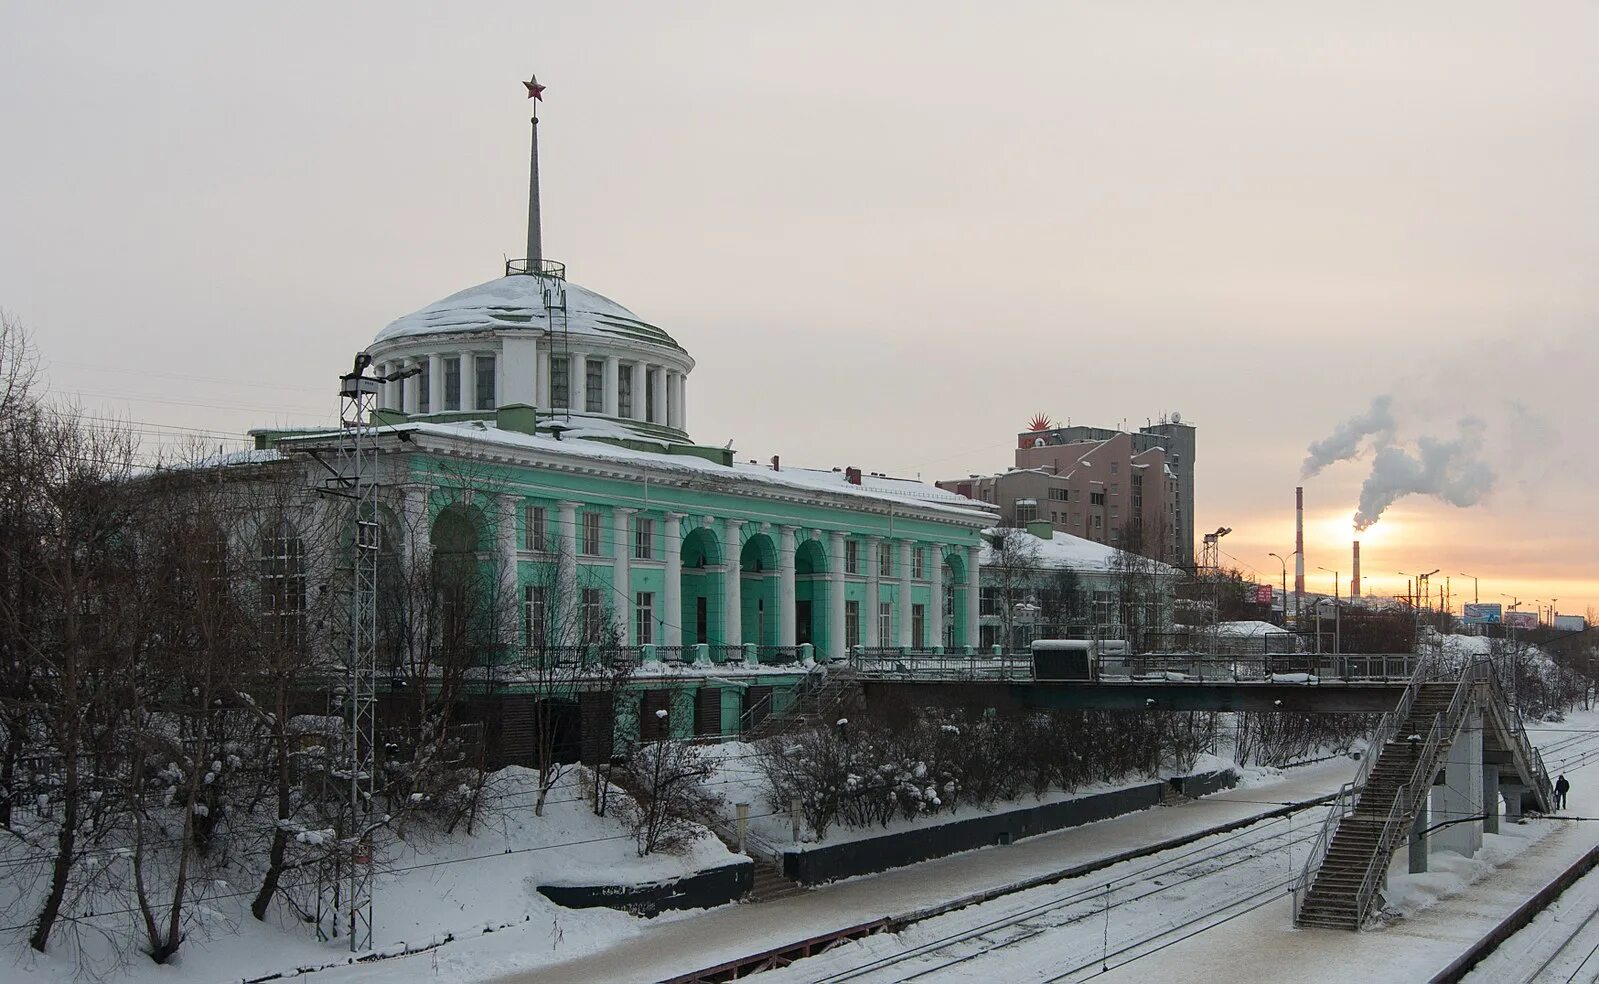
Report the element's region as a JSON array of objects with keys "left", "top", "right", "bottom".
[{"left": 523, "top": 75, "right": 546, "bottom": 264}]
